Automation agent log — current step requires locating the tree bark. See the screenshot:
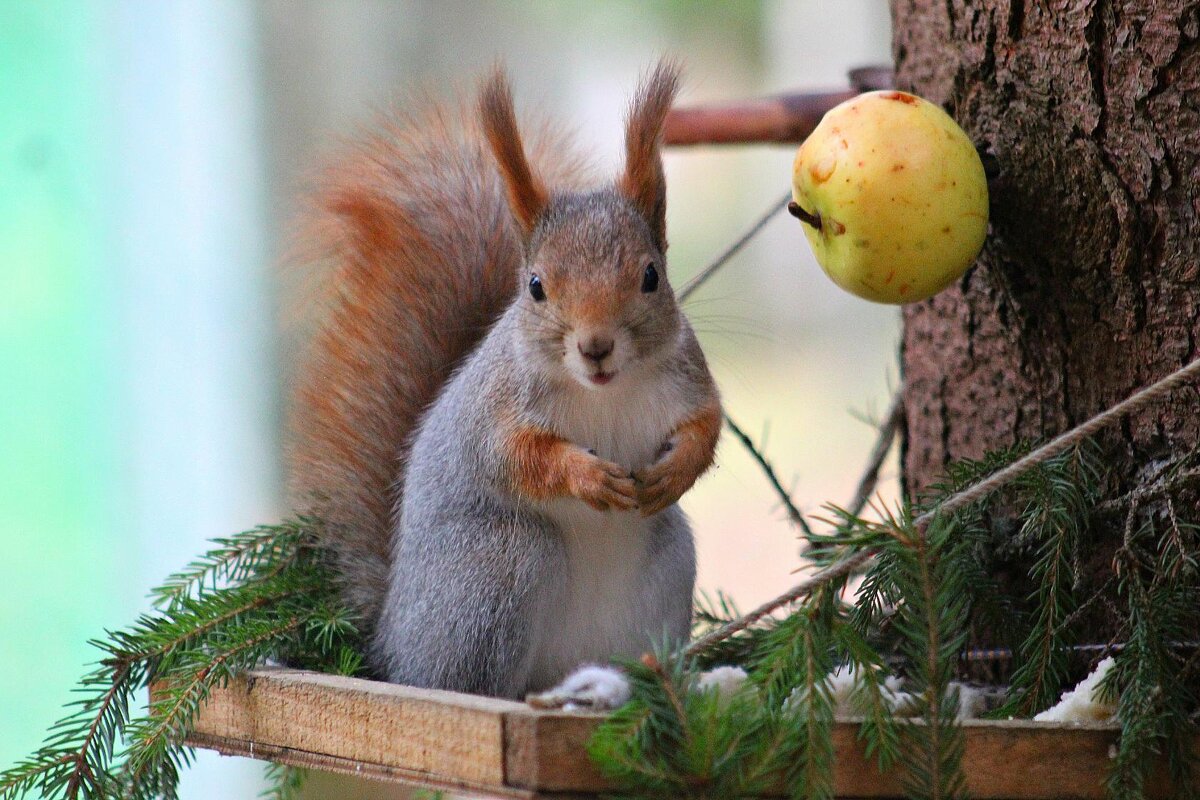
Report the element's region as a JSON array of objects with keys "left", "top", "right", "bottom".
[
  {"left": 892, "top": 2, "right": 1200, "bottom": 644},
  {"left": 893, "top": 1, "right": 1200, "bottom": 497}
]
